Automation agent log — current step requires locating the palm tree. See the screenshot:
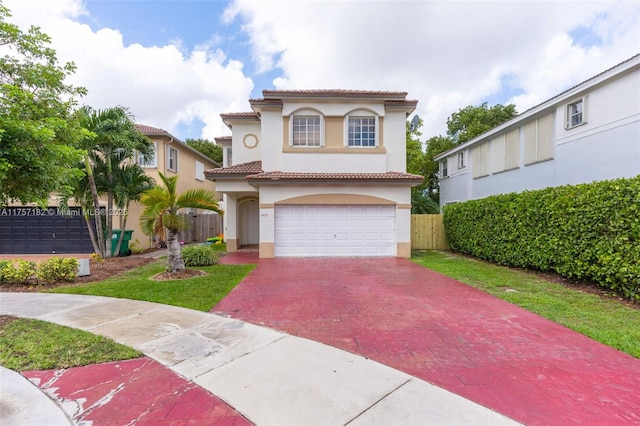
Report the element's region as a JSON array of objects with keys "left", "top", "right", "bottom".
[
  {"left": 76, "top": 105, "right": 154, "bottom": 257},
  {"left": 140, "top": 172, "right": 222, "bottom": 272},
  {"left": 112, "top": 163, "right": 155, "bottom": 255}
]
